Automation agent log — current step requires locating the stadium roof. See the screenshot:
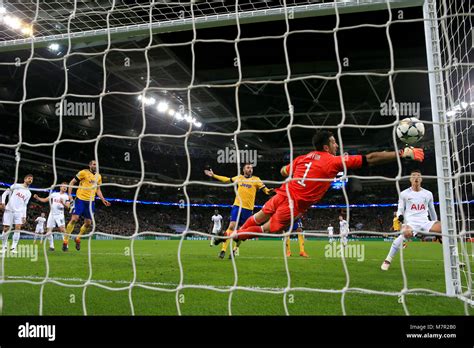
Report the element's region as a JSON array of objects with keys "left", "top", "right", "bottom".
[{"left": 0, "top": 1, "right": 436, "bottom": 170}]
